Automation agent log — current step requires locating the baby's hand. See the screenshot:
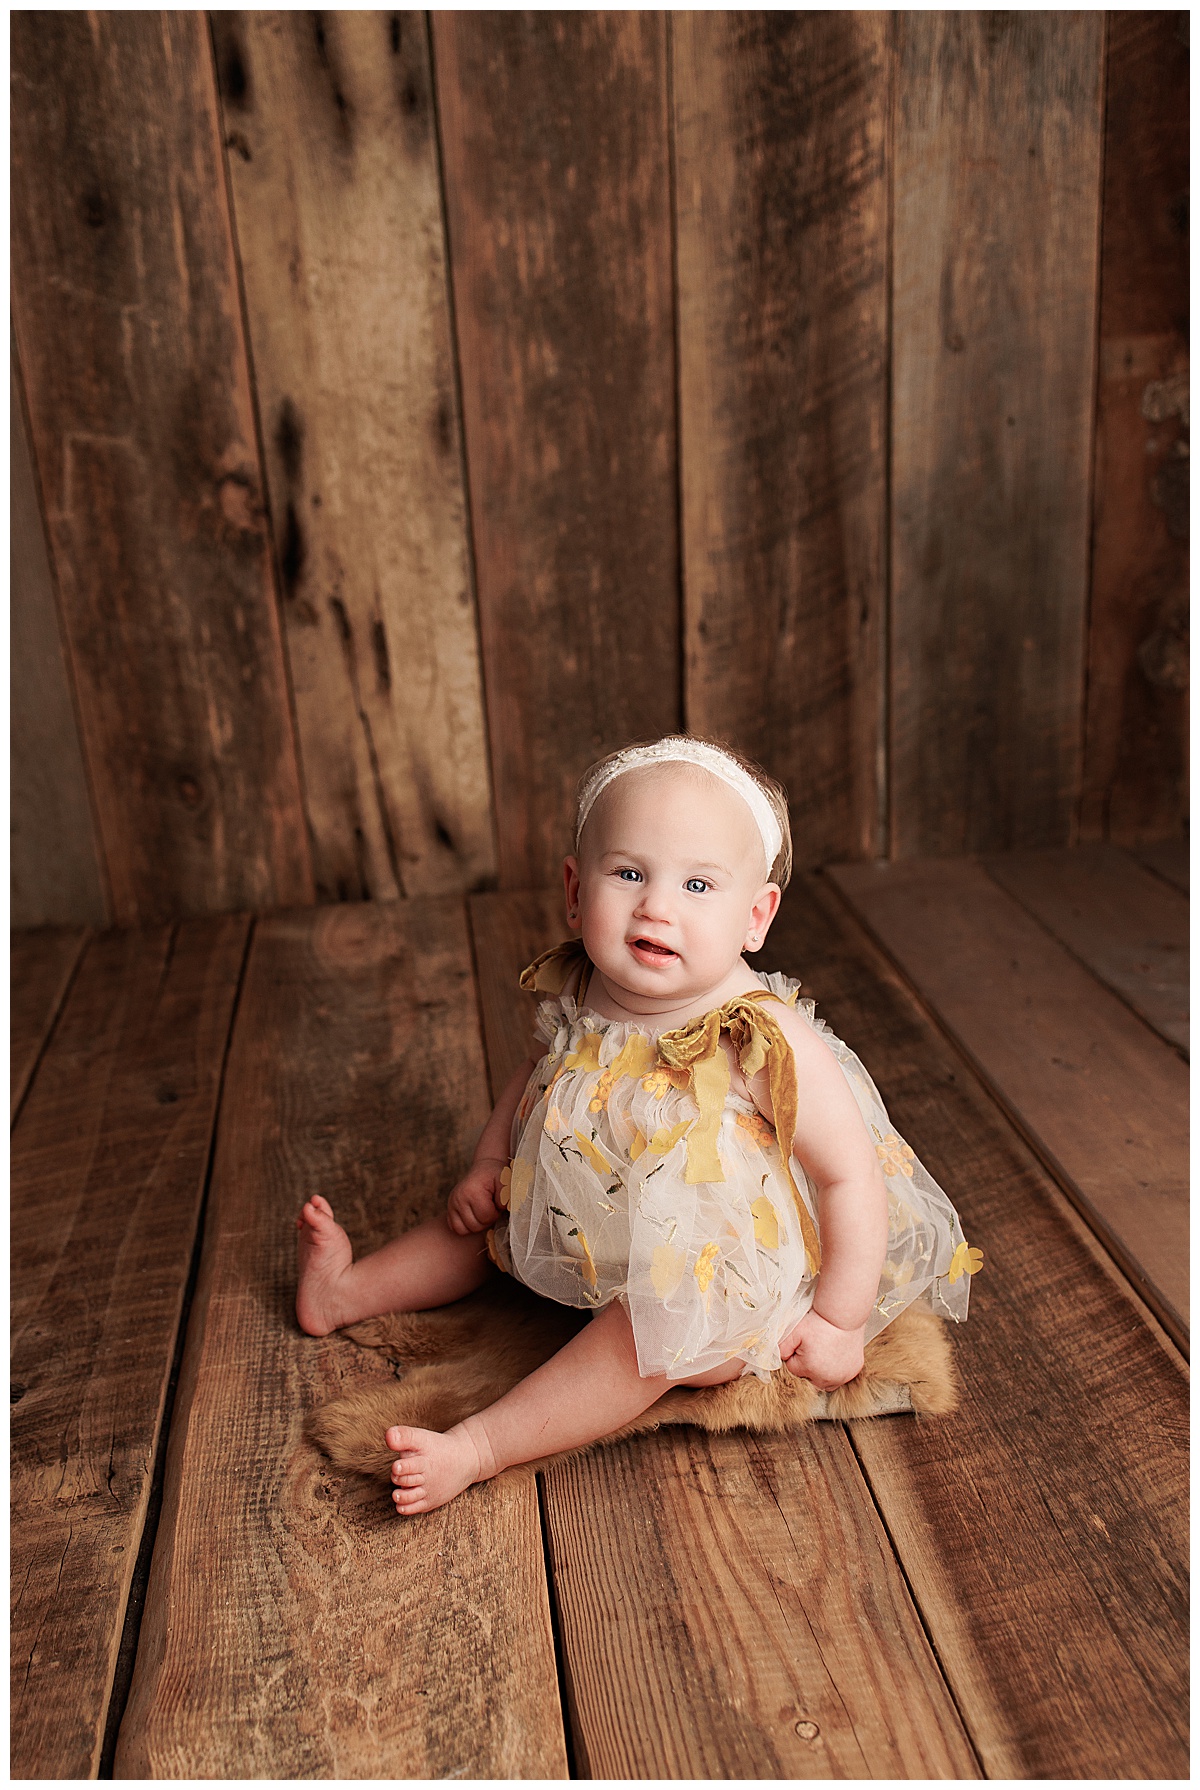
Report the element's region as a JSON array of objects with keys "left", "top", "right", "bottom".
[
  {"left": 447, "top": 1157, "right": 507, "bottom": 1236},
  {"left": 780, "top": 1310, "right": 865, "bottom": 1390}
]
